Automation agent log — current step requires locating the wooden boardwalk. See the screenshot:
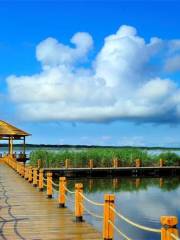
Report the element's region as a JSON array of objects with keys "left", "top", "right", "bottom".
[{"left": 0, "top": 164, "right": 101, "bottom": 240}]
